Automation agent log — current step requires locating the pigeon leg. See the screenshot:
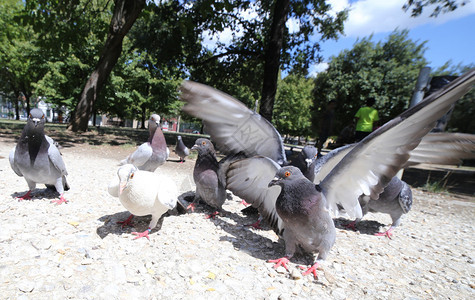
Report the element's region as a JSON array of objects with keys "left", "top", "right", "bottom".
[
  {"left": 344, "top": 220, "right": 357, "bottom": 231},
  {"left": 246, "top": 219, "right": 262, "bottom": 230},
  {"left": 299, "top": 262, "right": 320, "bottom": 280},
  {"left": 17, "top": 190, "right": 32, "bottom": 201},
  {"left": 132, "top": 228, "right": 151, "bottom": 240},
  {"left": 240, "top": 199, "right": 250, "bottom": 207},
  {"left": 374, "top": 226, "right": 394, "bottom": 239},
  {"left": 51, "top": 194, "right": 68, "bottom": 205},
  {"left": 186, "top": 202, "right": 197, "bottom": 212},
  {"left": 117, "top": 214, "right": 134, "bottom": 228},
  {"left": 268, "top": 256, "right": 291, "bottom": 271},
  {"left": 205, "top": 211, "right": 219, "bottom": 219}
]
